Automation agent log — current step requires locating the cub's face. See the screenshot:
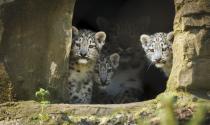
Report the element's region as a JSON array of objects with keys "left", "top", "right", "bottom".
[
  {"left": 95, "top": 53, "right": 120, "bottom": 86},
  {"left": 71, "top": 26, "right": 106, "bottom": 64},
  {"left": 140, "top": 32, "right": 174, "bottom": 68}
]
